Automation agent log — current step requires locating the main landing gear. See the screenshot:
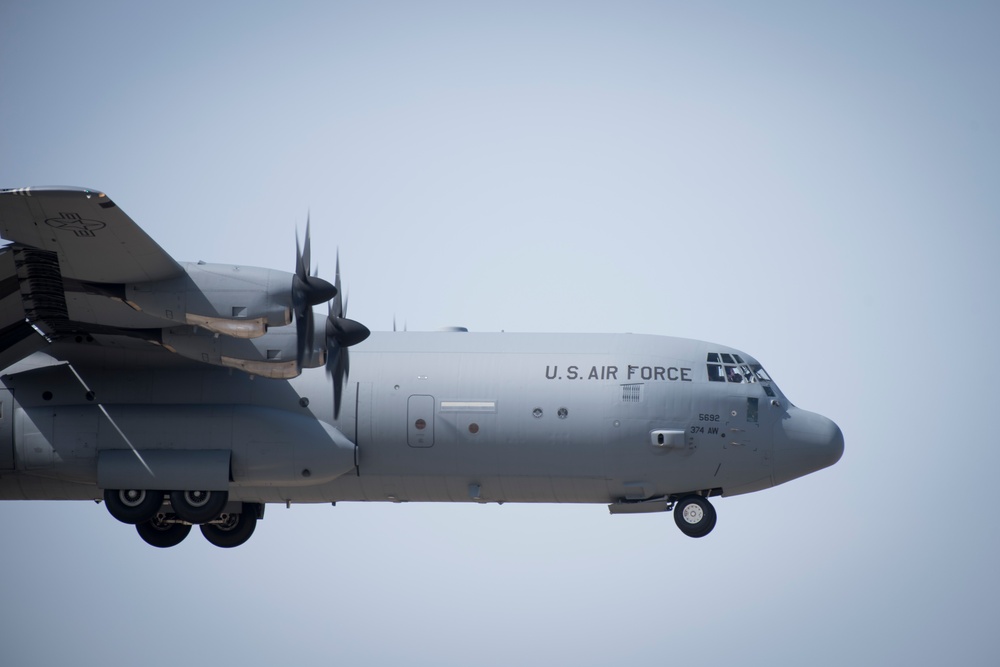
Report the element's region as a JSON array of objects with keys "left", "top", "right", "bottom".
[
  {"left": 673, "top": 494, "right": 717, "bottom": 538},
  {"left": 103, "top": 488, "right": 262, "bottom": 548}
]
